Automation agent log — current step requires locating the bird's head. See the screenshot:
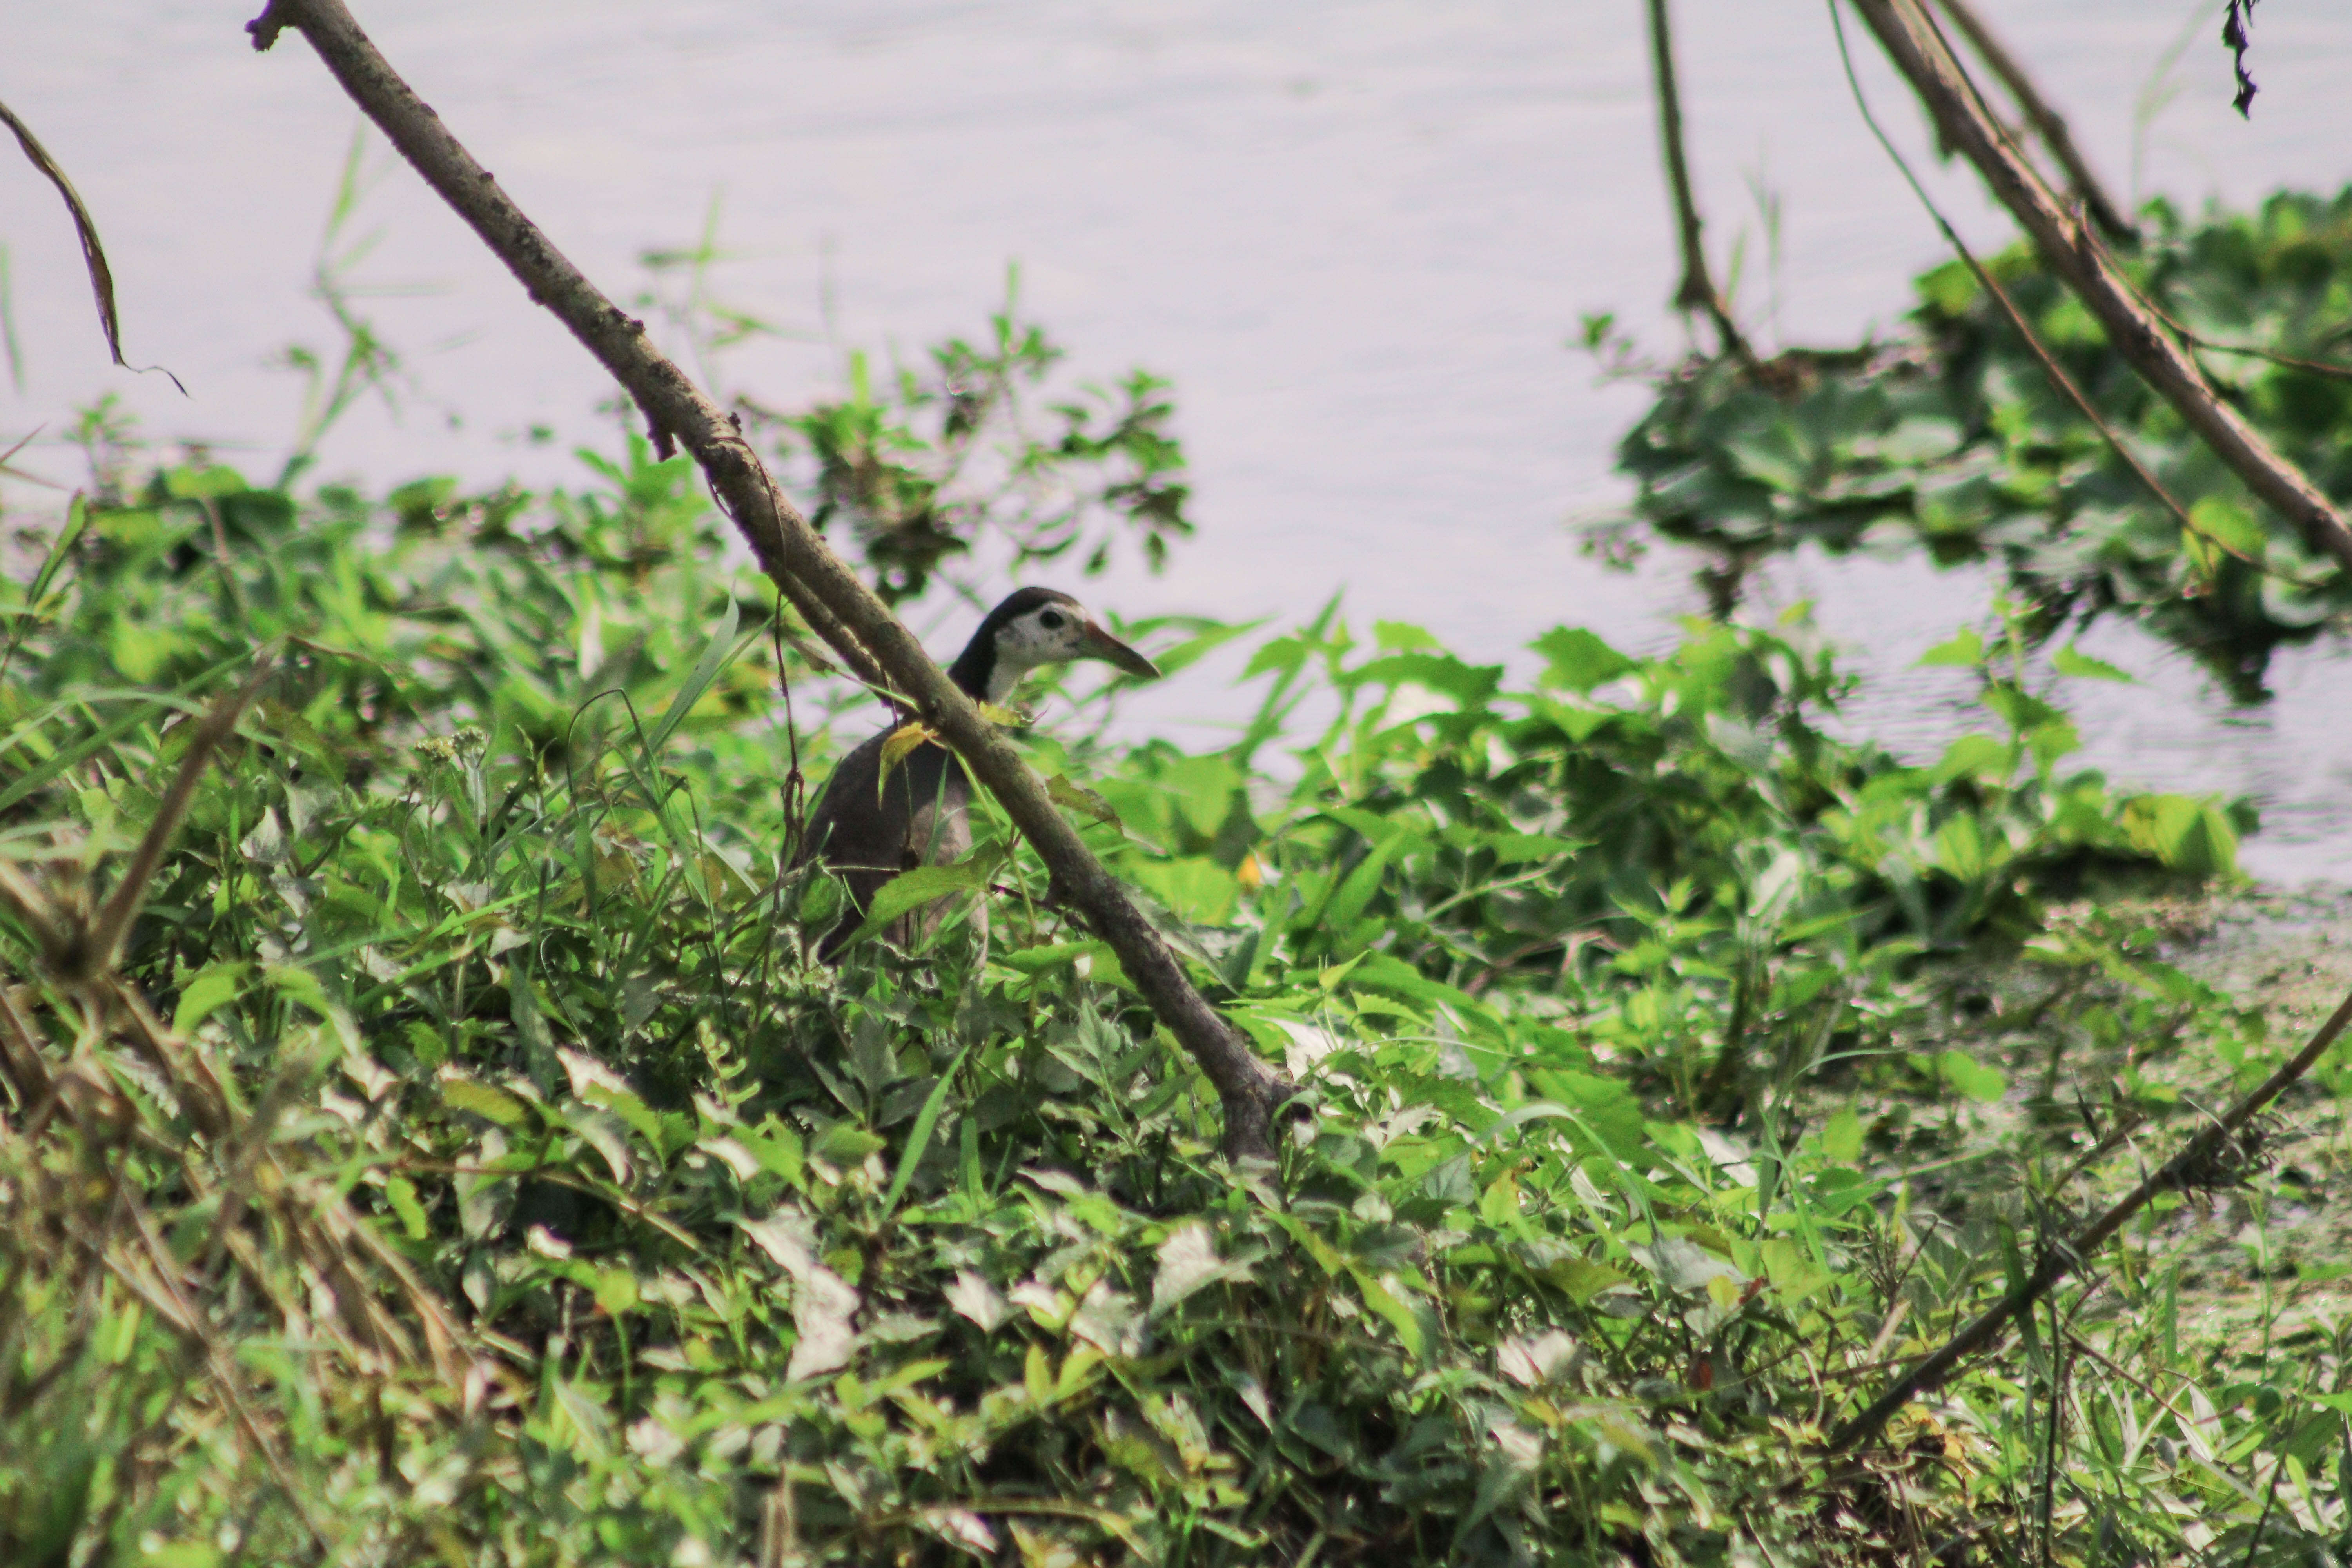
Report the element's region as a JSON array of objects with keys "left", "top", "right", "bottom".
[{"left": 951, "top": 587, "right": 1161, "bottom": 704}]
